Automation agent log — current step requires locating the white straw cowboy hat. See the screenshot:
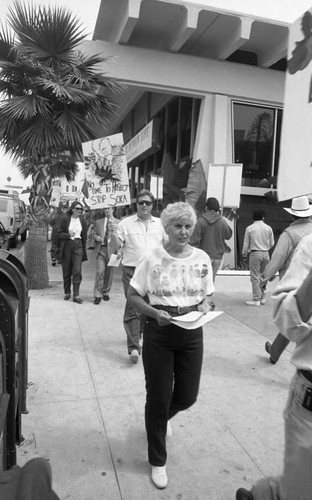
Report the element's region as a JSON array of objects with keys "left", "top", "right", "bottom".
[{"left": 283, "top": 196, "right": 312, "bottom": 217}]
